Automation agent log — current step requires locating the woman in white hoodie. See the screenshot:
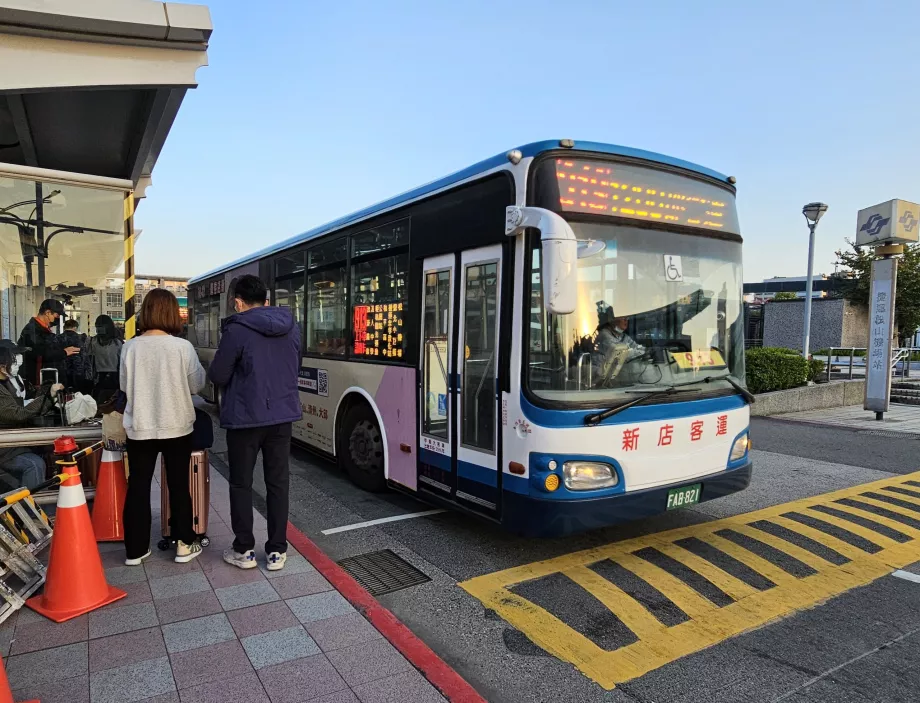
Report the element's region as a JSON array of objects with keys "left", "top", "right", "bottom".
[{"left": 120, "top": 289, "right": 206, "bottom": 565}]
